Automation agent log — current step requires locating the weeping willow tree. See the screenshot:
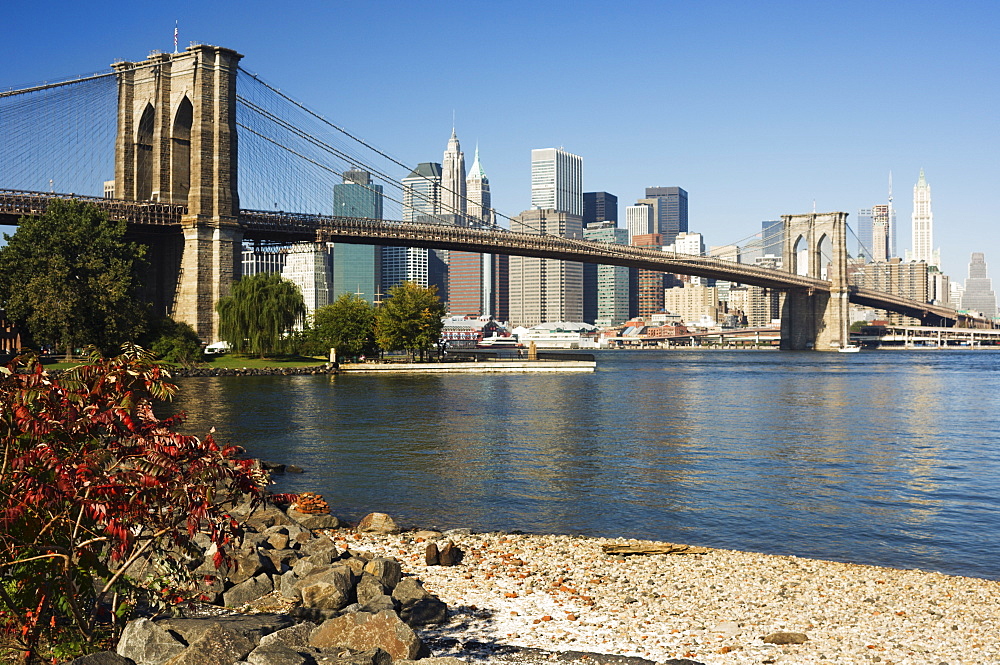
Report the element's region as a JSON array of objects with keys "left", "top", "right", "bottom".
[{"left": 216, "top": 272, "right": 306, "bottom": 358}]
